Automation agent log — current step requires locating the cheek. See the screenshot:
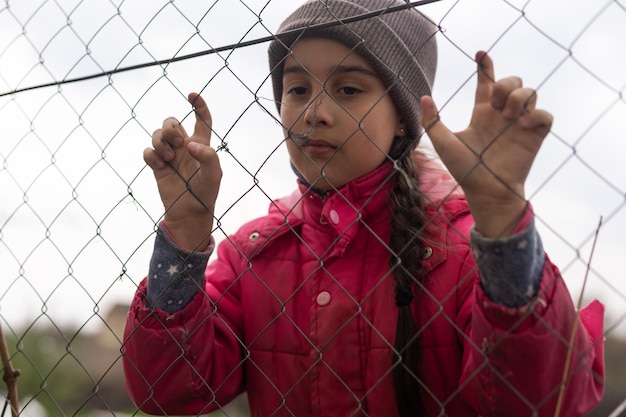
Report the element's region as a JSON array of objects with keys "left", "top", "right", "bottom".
[
  {"left": 285, "top": 139, "right": 297, "bottom": 156},
  {"left": 285, "top": 140, "right": 306, "bottom": 168},
  {"left": 279, "top": 96, "right": 290, "bottom": 124},
  {"left": 359, "top": 123, "right": 396, "bottom": 156},
  {"left": 360, "top": 144, "right": 390, "bottom": 167},
  {"left": 361, "top": 99, "right": 399, "bottom": 138},
  {"left": 280, "top": 107, "right": 300, "bottom": 133},
  {"left": 280, "top": 94, "right": 306, "bottom": 121}
]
